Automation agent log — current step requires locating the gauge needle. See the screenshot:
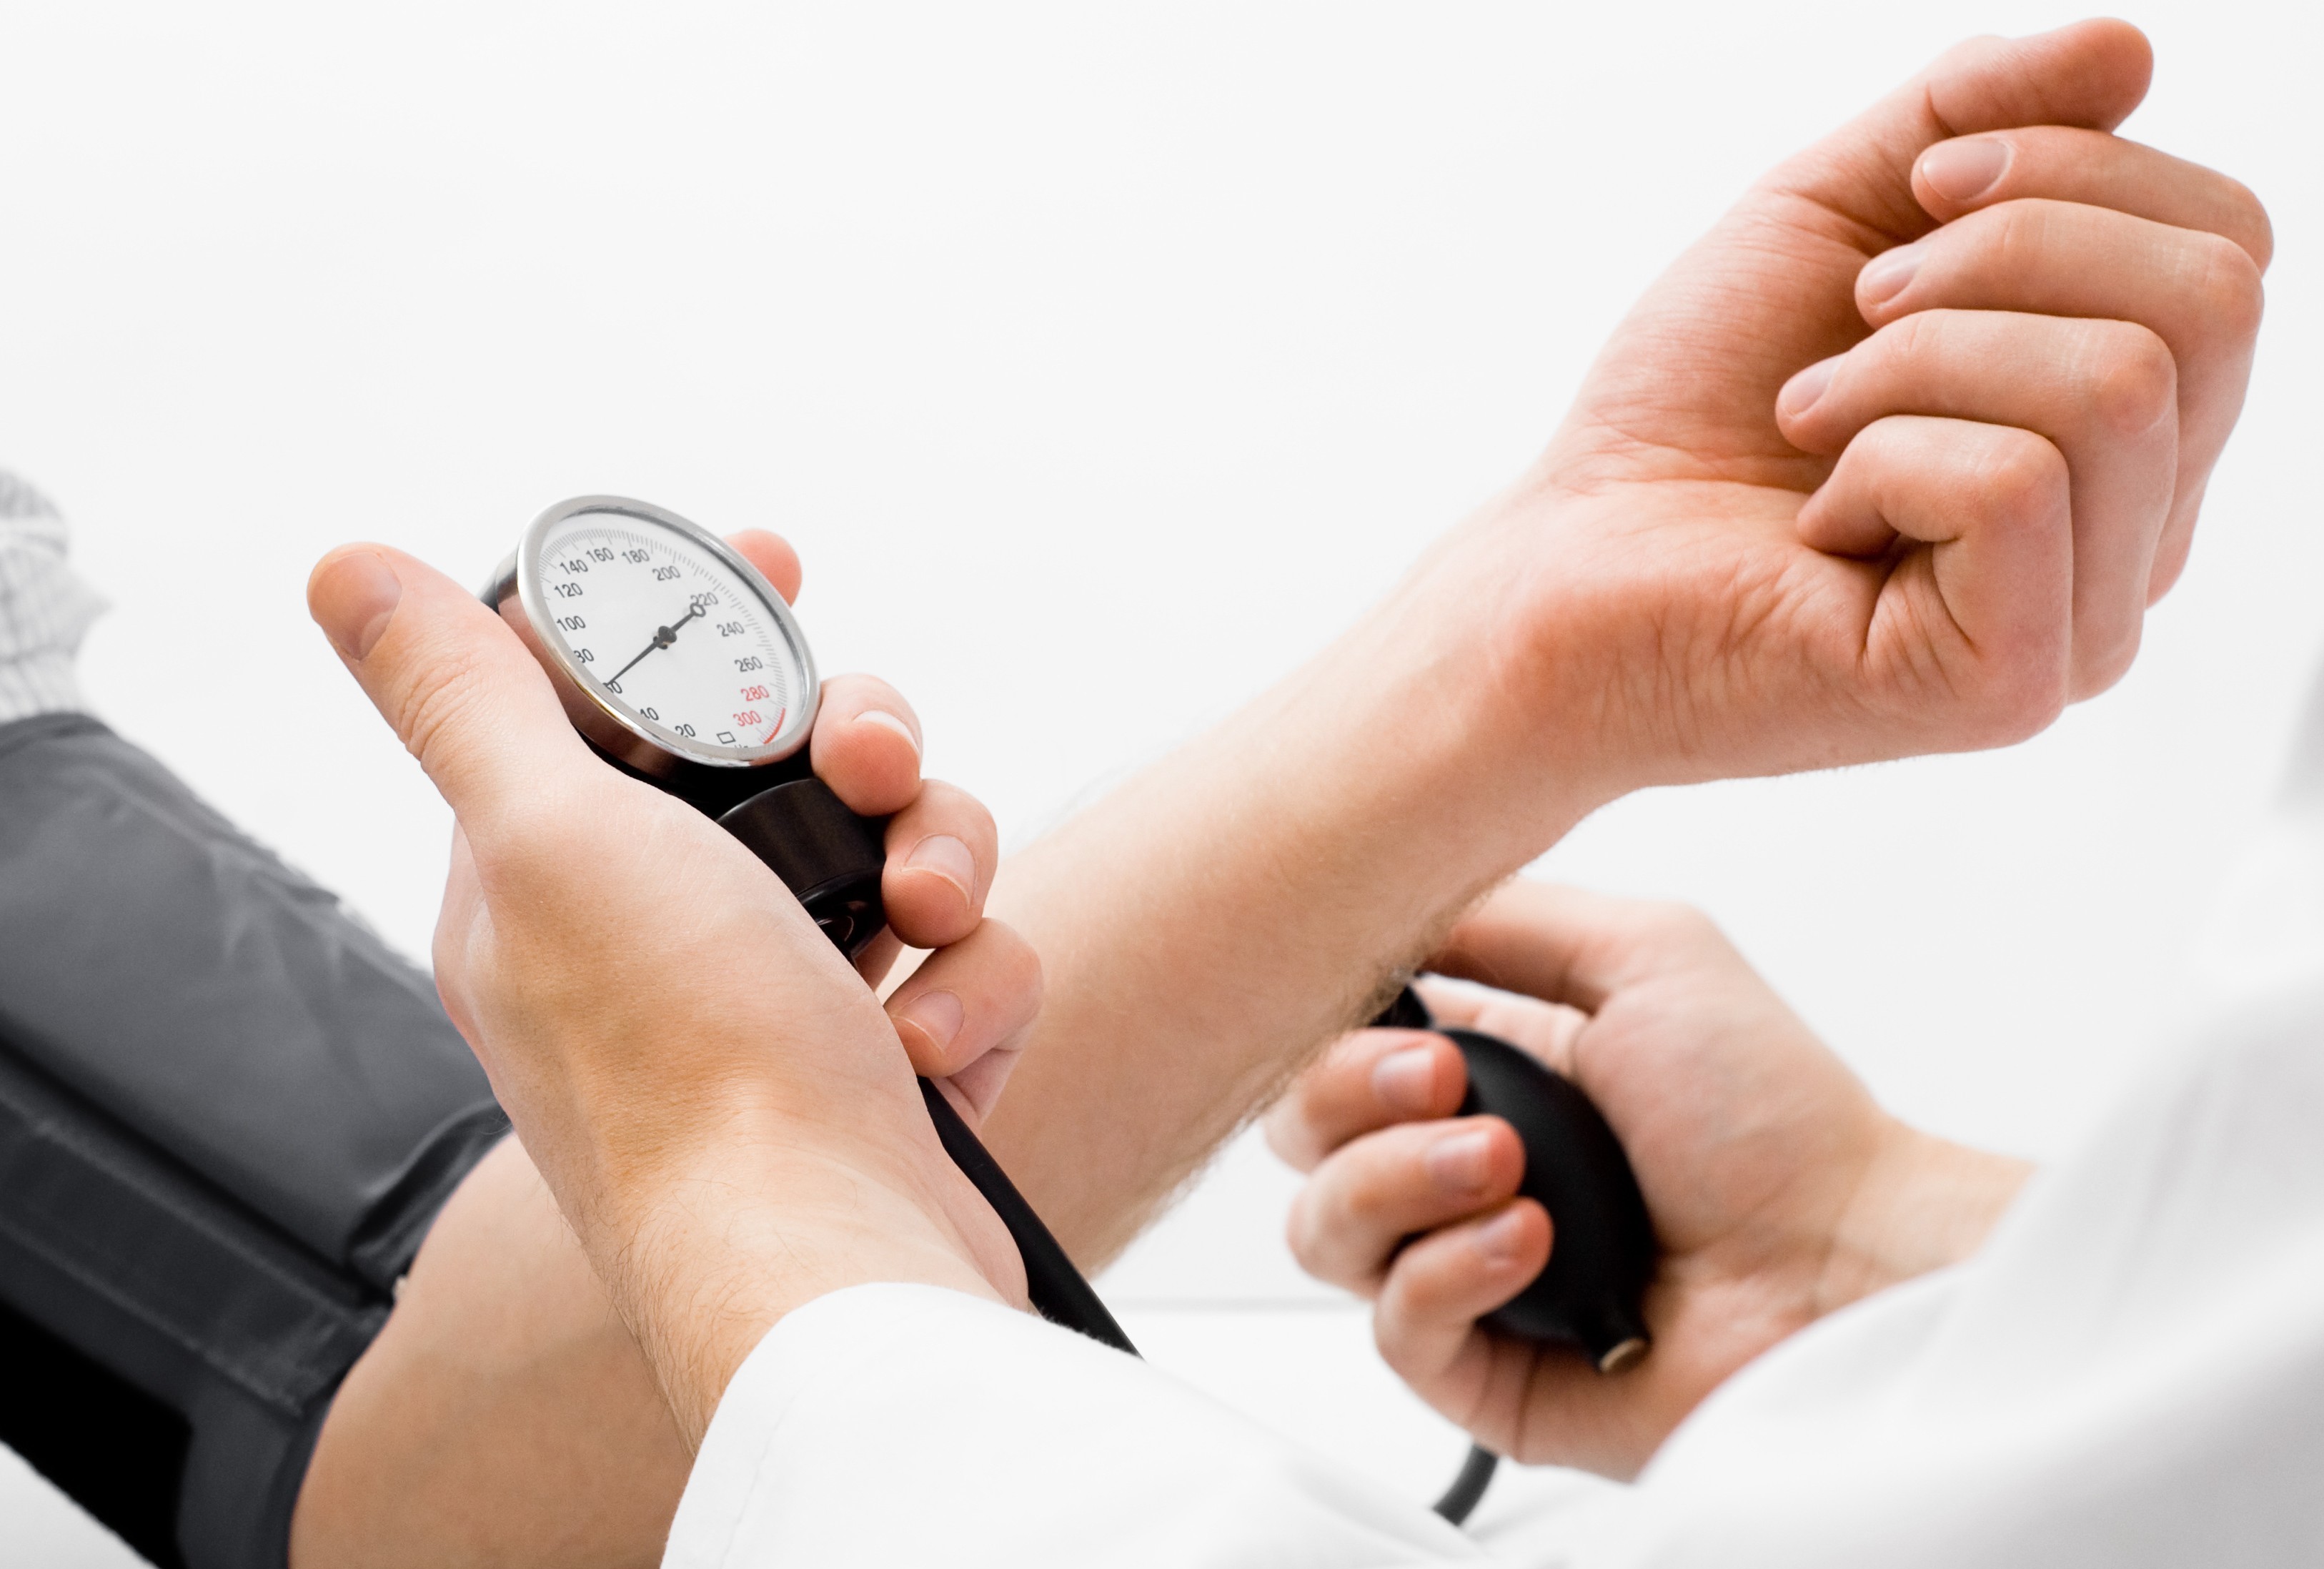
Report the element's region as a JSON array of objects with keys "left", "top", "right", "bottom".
[{"left": 603, "top": 602, "right": 705, "bottom": 688}]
